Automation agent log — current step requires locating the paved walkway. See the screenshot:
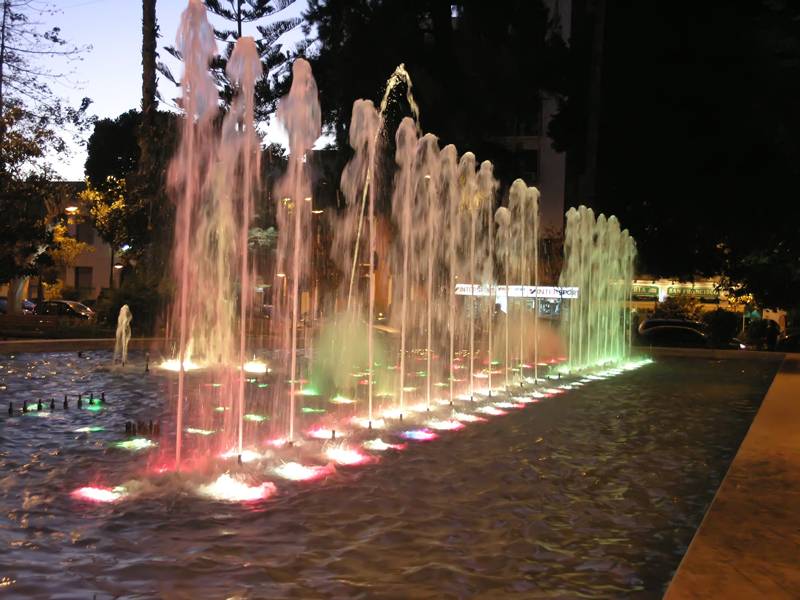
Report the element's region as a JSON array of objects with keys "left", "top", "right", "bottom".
[{"left": 664, "top": 354, "right": 800, "bottom": 599}]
